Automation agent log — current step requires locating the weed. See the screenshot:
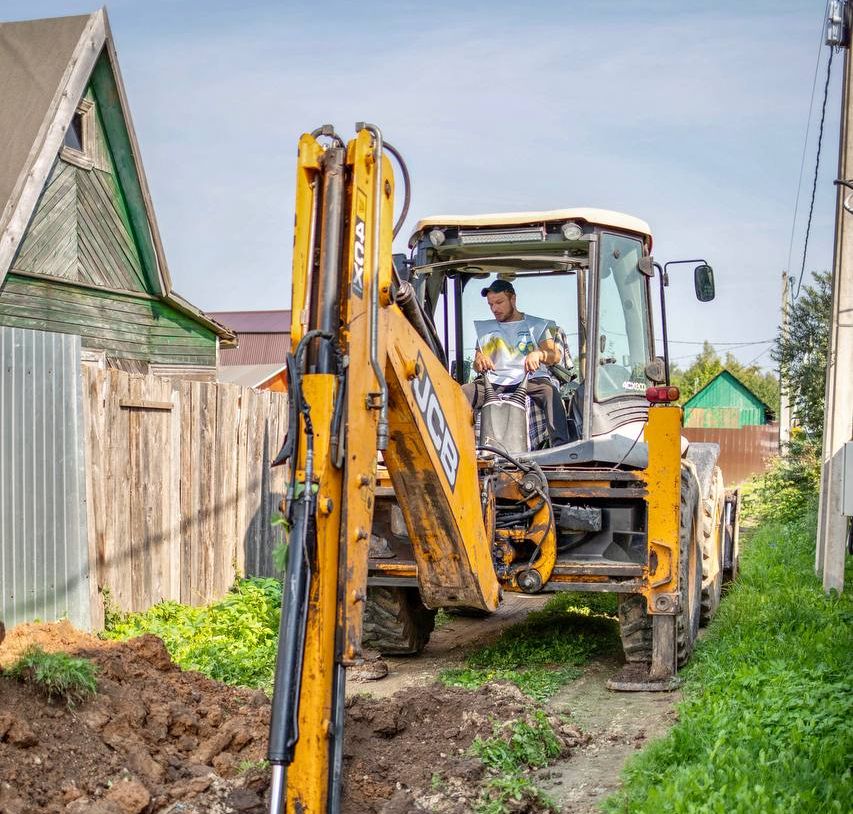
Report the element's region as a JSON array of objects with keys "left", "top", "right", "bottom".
[
  {"left": 105, "top": 578, "right": 282, "bottom": 691},
  {"left": 430, "top": 772, "right": 445, "bottom": 791},
  {"left": 604, "top": 510, "right": 853, "bottom": 813},
  {"left": 8, "top": 646, "right": 98, "bottom": 707},
  {"left": 433, "top": 609, "right": 454, "bottom": 629},
  {"left": 237, "top": 758, "right": 270, "bottom": 775},
  {"left": 476, "top": 775, "right": 558, "bottom": 814},
  {"left": 471, "top": 712, "right": 562, "bottom": 814},
  {"left": 440, "top": 592, "right": 617, "bottom": 699}
]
